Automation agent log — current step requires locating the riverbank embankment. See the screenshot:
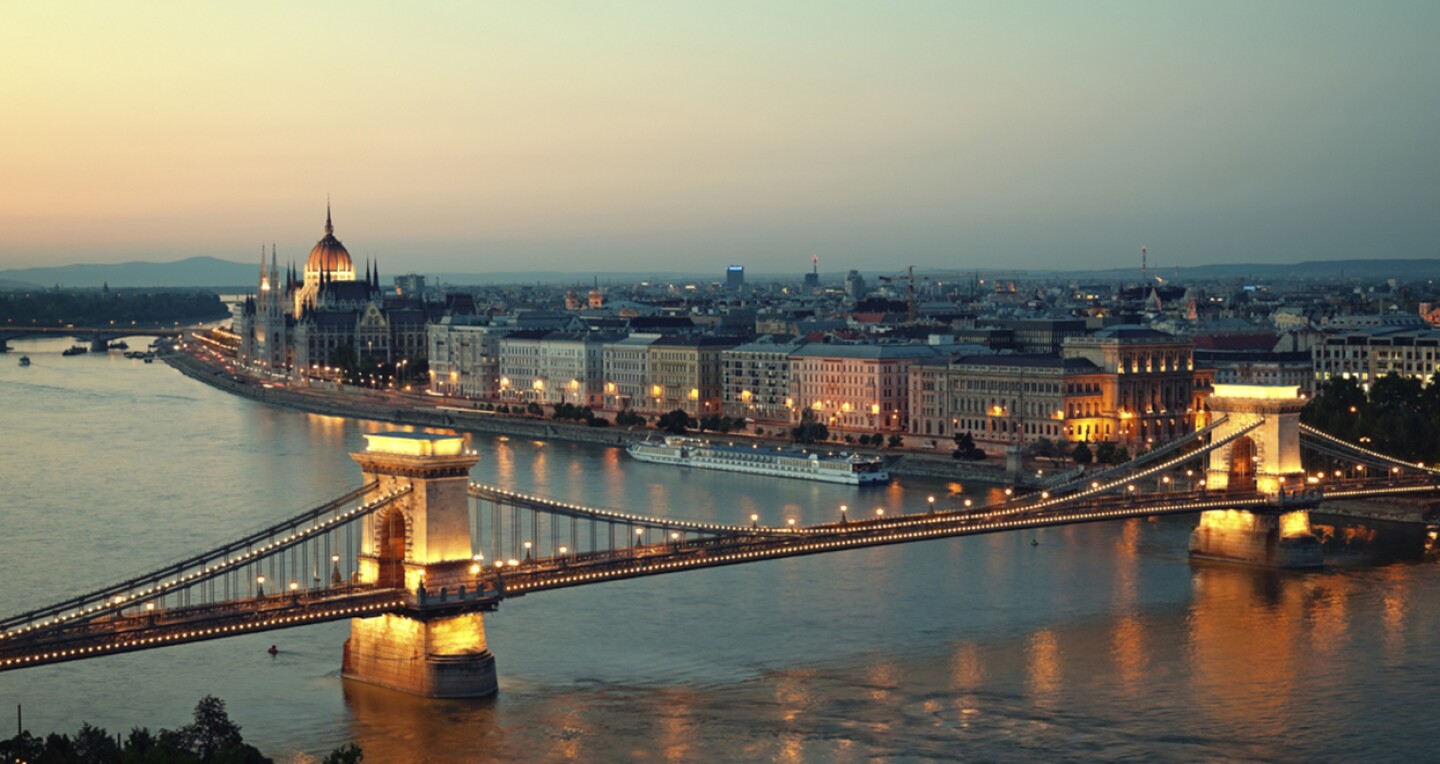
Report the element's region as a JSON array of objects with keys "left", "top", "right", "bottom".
[{"left": 164, "top": 351, "right": 1024, "bottom": 486}]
